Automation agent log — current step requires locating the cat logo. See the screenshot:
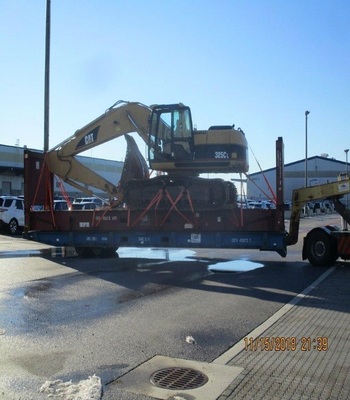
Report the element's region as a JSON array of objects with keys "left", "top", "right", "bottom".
[
  {"left": 84, "top": 133, "right": 95, "bottom": 145},
  {"left": 76, "top": 126, "right": 100, "bottom": 150}
]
